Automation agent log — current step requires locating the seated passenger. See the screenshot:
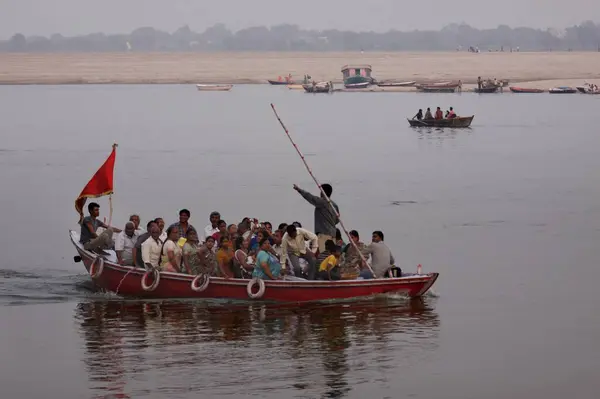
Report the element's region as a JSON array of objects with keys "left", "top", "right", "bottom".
[
  {"left": 341, "top": 230, "right": 368, "bottom": 274},
  {"left": 216, "top": 236, "right": 234, "bottom": 277},
  {"left": 80, "top": 202, "right": 122, "bottom": 252},
  {"left": 115, "top": 221, "right": 138, "bottom": 265},
  {"left": 196, "top": 236, "right": 218, "bottom": 275},
  {"left": 359, "top": 231, "right": 395, "bottom": 279},
  {"left": 253, "top": 238, "right": 282, "bottom": 280},
  {"left": 317, "top": 245, "right": 342, "bottom": 281},
  {"left": 160, "top": 226, "right": 181, "bottom": 272},
  {"left": 133, "top": 220, "right": 158, "bottom": 268},
  {"left": 211, "top": 219, "right": 228, "bottom": 246},
  {"left": 182, "top": 229, "right": 201, "bottom": 274},
  {"left": 233, "top": 236, "right": 254, "bottom": 278},
  {"left": 141, "top": 225, "right": 163, "bottom": 269}
]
